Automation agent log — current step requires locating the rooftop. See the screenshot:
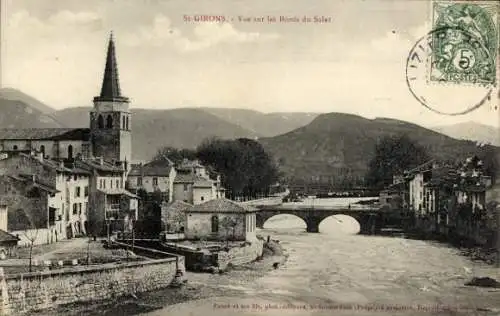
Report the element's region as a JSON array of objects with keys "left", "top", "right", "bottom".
[
  {"left": 76, "top": 158, "right": 124, "bottom": 173},
  {"left": 190, "top": 198, "right": 256, "bottom": 213},
  {"left": 128, "top": 159, "right": 174, "bottom": 177},
  {"left": 0, "top": 229, "right": 20, "bottom": 243},
  {"left": 162, "top": 200, "right": 194, "bottom": 212},
  {"left": 174, "top": 172, "right": 211, "bottom": 184},
  {"left": 98, "top": 188, "right": 139, "bottom": 199},
  {"left": 0, "top": 128, "right": 90, "bottom": 141}
]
